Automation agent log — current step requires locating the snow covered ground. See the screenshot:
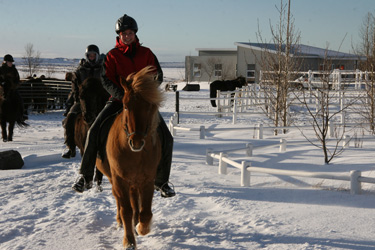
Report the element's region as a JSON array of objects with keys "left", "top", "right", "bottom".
[{"left": 1, "top": 67, "right": 375, "bottom": 250}]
